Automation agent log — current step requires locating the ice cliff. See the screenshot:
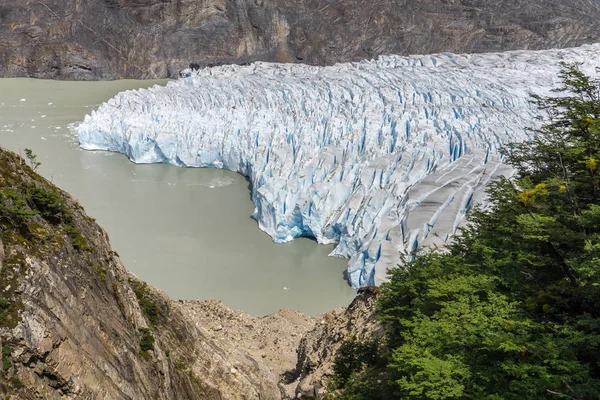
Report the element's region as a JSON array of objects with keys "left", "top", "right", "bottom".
[{"left": 78, "top": 44, "right": 600, "bottom": 288}]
